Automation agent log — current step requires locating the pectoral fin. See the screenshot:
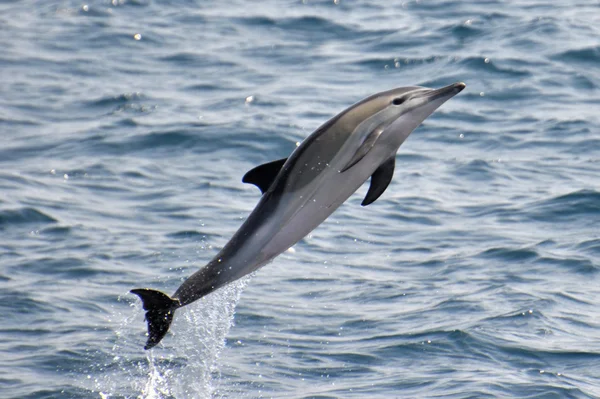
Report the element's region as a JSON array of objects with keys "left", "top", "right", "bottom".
[
  {"left": 340, "top": 125, "right": 385, "bottom": 172},
  {"left": 361, "top": 156, "right": 396, "bottom": 206},
  {"left": 242, "top": 158, "right": 287, "bottom": 194}
]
